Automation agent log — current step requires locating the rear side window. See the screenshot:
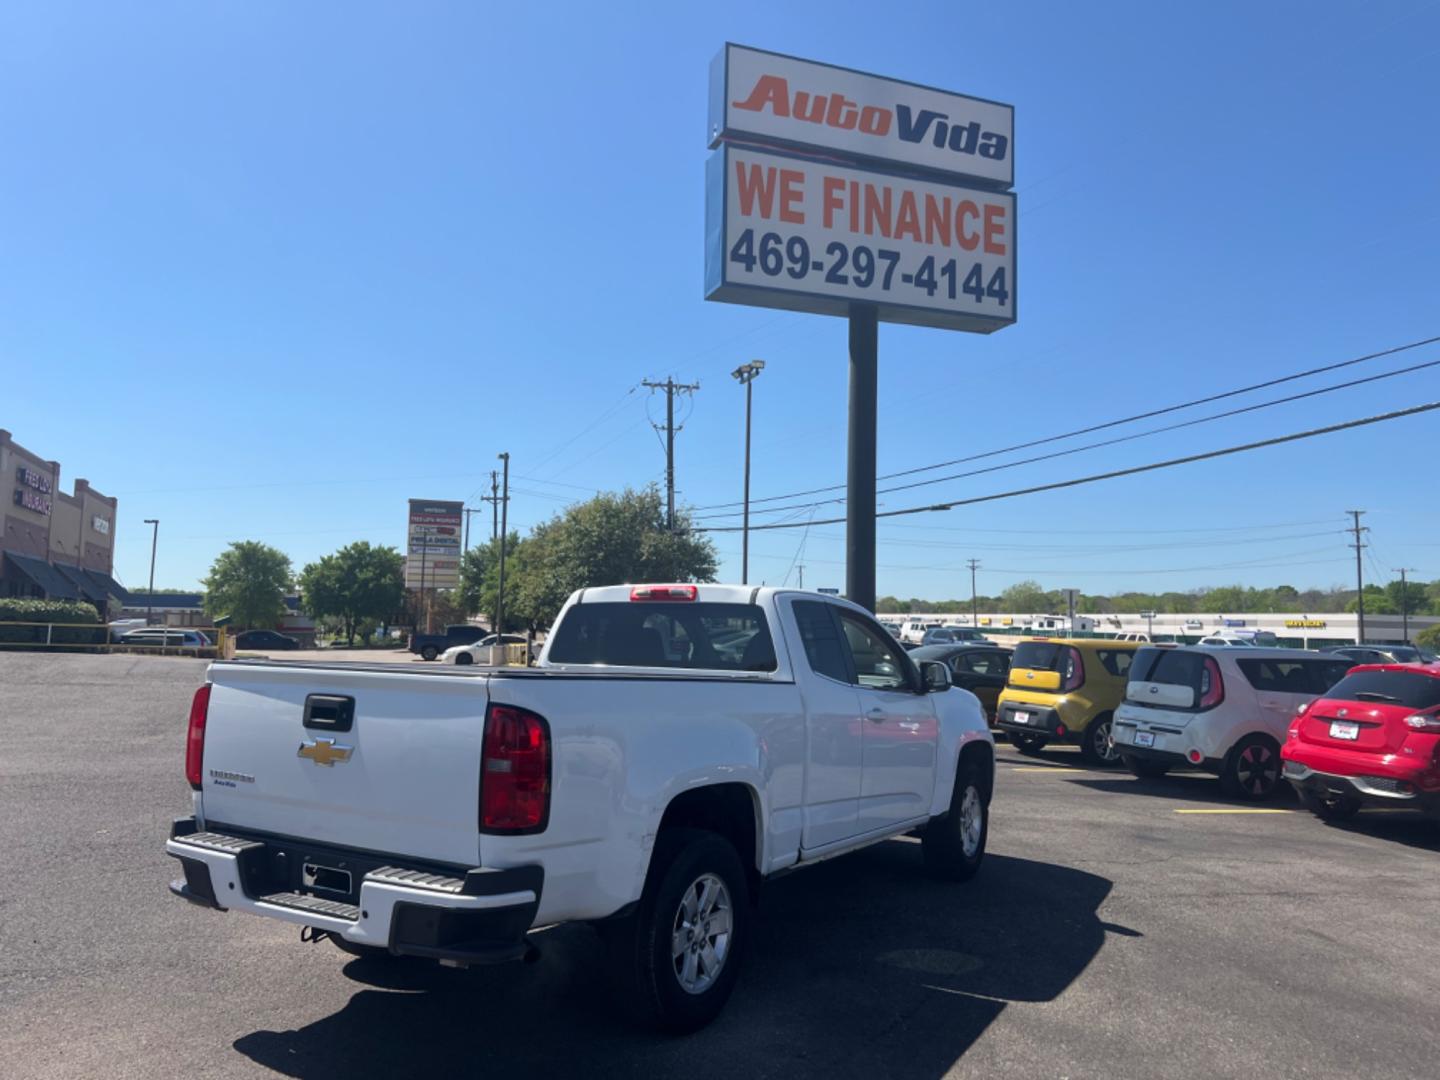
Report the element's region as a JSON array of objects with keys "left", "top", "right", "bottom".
[
  {"left": 1094, "top": 649, "right": 1133, "bottom": 678},
  {"left": 791, "top": 600, "right": 849, "bottom": 683},
  {"left": 1012, "top": 642, "right": 1063, "bottom": 671},
  {"left": 1237, "top": 659, "right": 1354, "bottom": 694},
  {"left": 1325, "top": 670, "right": 1440, "bottom": 711},
  {"left": 547, "top": 602, "right": 777, "bottom": 671}
]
